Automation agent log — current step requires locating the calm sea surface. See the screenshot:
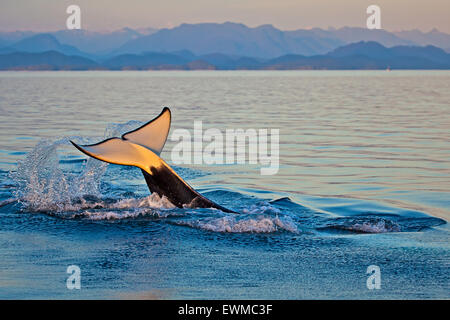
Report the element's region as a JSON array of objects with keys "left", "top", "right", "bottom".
[{"left": 0, "top": 71, "right": 449, "bottom": 299}]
